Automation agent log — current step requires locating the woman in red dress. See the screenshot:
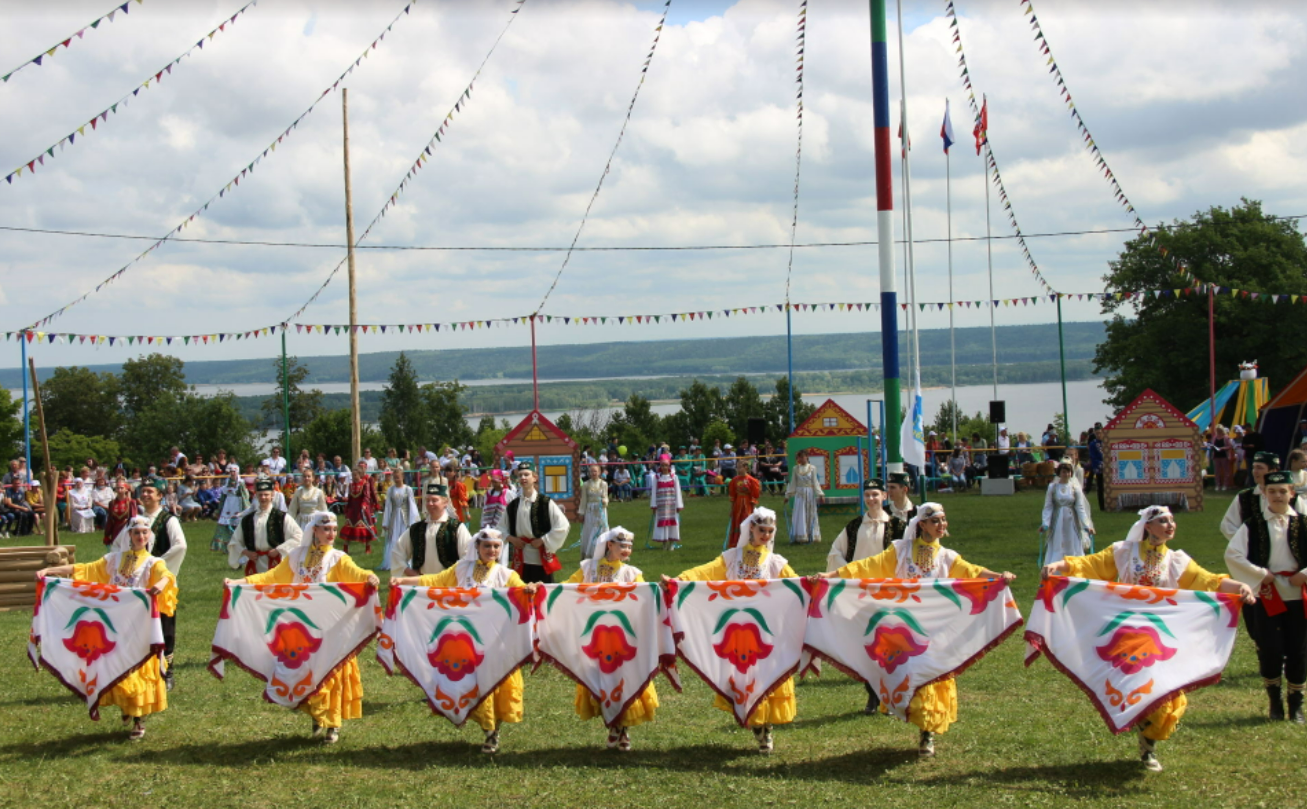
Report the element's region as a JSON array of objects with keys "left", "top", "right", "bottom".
[
  {"left": 101, "top": 480, "right": 138, "bottom": 546},
  {"left": 340, "top": 460, "right": 378, "bottom": 555}
]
